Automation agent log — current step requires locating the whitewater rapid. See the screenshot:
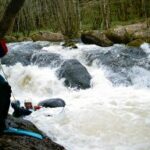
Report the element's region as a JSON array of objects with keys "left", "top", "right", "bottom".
[{"left": 2, "top": 42, "right": 150, "bottom": 150}]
